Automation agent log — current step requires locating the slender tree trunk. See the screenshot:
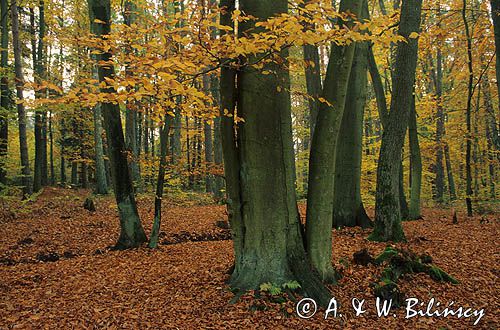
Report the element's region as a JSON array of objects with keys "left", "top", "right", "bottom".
[
  {"left": 332, "top": 32, "right": 371, "bottom": 228},
  {"left": 303, "top": 44, "right": 321, "bottom": 141},
  {"left": 370, "top": 0, "right": 422, "bottom": 242},
  {"left": 93, "top": 103, "right": 108, "bottom": 194},
  {"left": 222, "top": 0, "right": 330, "bottom": 306},
  {"left": 408, "top": 92, "right": 422, "bottom": 219},
  {"left": 434, "top": 47, "right": 445, "bottom": 202},
  {"left": 211, "top": 75, "right": 224, "bottom": 199},
  {"left": 71, "top": 161, "right": 78, "bottom": 187},
  {"left": 49, "top": 111, "right": 55, "bottom": 185},
  {"left": 11, "top": 0, "right": 32, "bottom": 198},
  {"left": 443, "top": 142, "right": 456, "bottom": 200},
  {"left": 148, "top": 115, "right": 171, "bottom": 248},
  {"left": 0, "top": 0, "right": 8, "bottom": 187},
  {"left": 88, "top": 0, "right": 147, "bottom": 248},
  {"left": 306, "top": 0, "right": 362, "bottom": 281},
  {"left": 481, "top": 70, "right": 497, "bottom": 198},
  {"left": 463, "top": 0, "right": 473, "bottom": 216},
  {"left": 490, "top": 0, "right": 500, "bottom": 108},
  {"left": 124, "top": 0, "right": 142, "bottom": 192},
  {"left": 81, "top": 162, "right": 88, "bottom": 189},
  {"left": 33, "top": 1, "right": 48, "bottom": 192}
]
